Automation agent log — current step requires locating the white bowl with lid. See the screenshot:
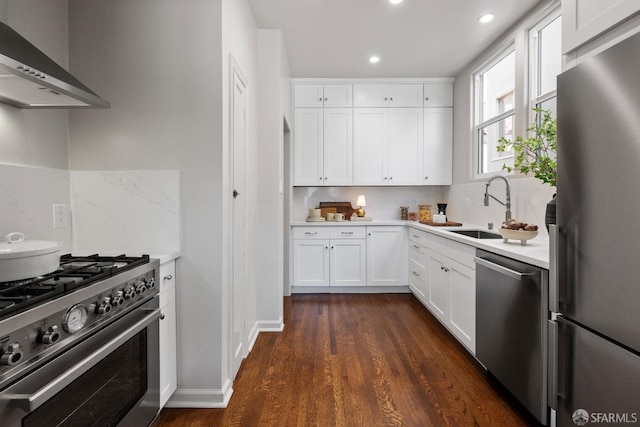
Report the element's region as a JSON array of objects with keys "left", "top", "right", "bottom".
[{"left": 0, "top": 232, "right": 62, "bottom": 282}]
